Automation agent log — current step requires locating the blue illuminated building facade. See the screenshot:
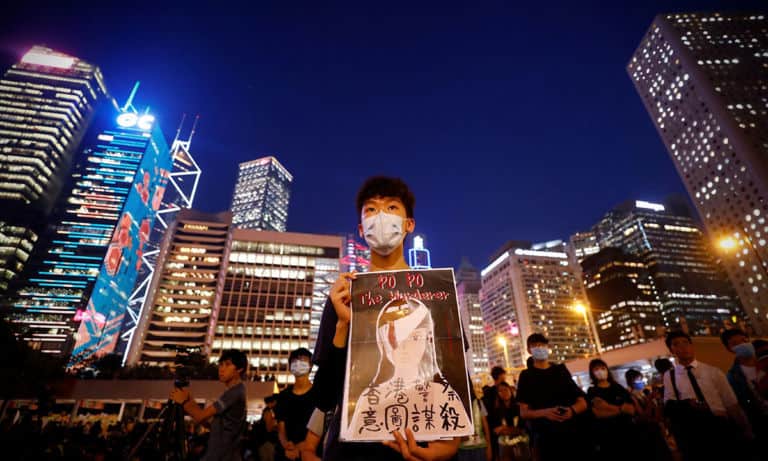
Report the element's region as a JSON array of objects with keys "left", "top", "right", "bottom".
[{"left": 11, "top": 91, "right": 171, "bottom": 359}]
